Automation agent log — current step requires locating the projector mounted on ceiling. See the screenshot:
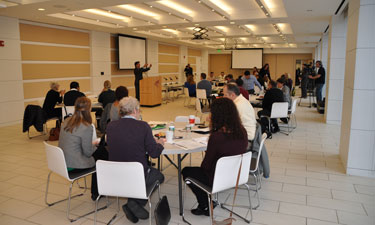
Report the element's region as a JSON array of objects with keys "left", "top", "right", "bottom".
[{"left": 191, "top": 27, "right": 209, "bottom": 41}]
